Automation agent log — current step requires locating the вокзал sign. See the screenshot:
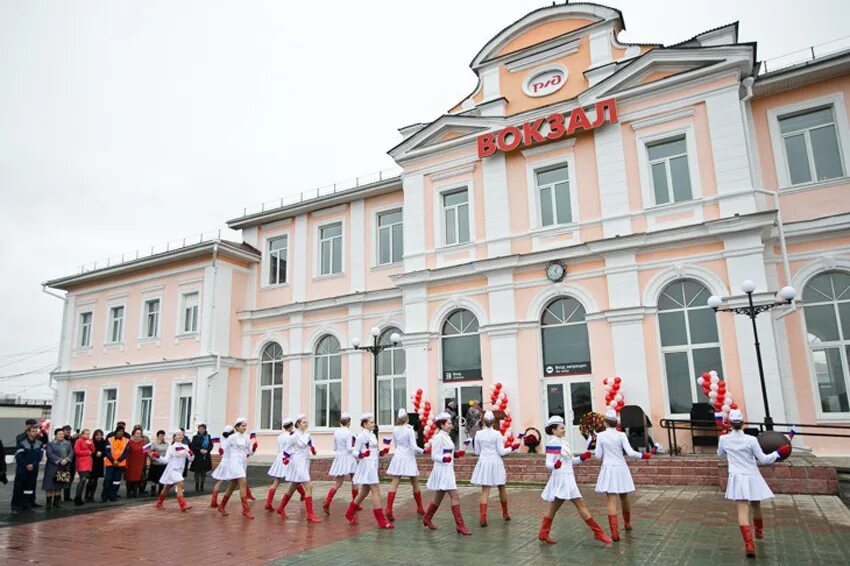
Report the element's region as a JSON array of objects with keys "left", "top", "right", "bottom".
[{"left": 477, "top": 98, "right": 618, "bottom": 158}]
